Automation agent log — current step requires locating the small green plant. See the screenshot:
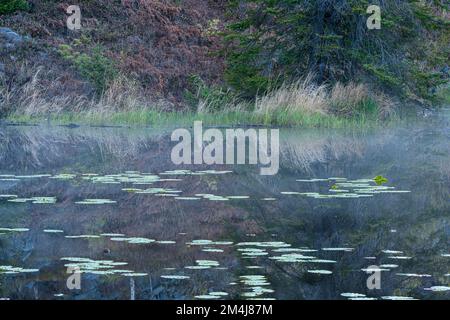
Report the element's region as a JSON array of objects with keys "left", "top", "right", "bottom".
[
  {"left": 184, "top": 75, "right": 237, "bottom": 112},
  {"left": 374, "top": 175, "right": 388, "bottom": 185},
  {"left": 0, "top": 0, "right": 29, "bottom": 15},
  {"left": 202, "top": 19, "right": 221, "bottom": 37},
  {"left": 58, "top": 44, "right": 118, "bottom": 94}
]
